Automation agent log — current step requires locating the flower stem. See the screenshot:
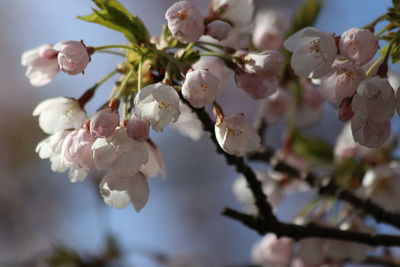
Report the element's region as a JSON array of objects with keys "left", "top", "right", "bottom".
[
  {"left": 363, "top": 14, "right": 388, "bottom": 29},
  {"left": 196, "top": 41, "right": 227, "bottom": 50},
  {"left": 200, "top": 52, "right": 233, "bottom": 61}
]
